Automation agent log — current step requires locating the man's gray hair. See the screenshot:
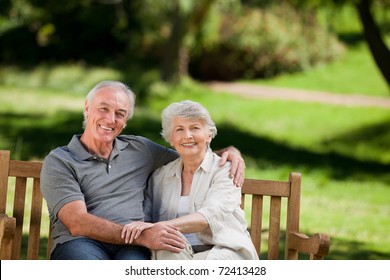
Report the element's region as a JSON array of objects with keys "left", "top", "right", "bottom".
[
  {"left": 161, "top": 100, "right": 217, "bottom": 143},
  {"left": 83, "top": 80, "right": 136, "bottom": 128}
]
